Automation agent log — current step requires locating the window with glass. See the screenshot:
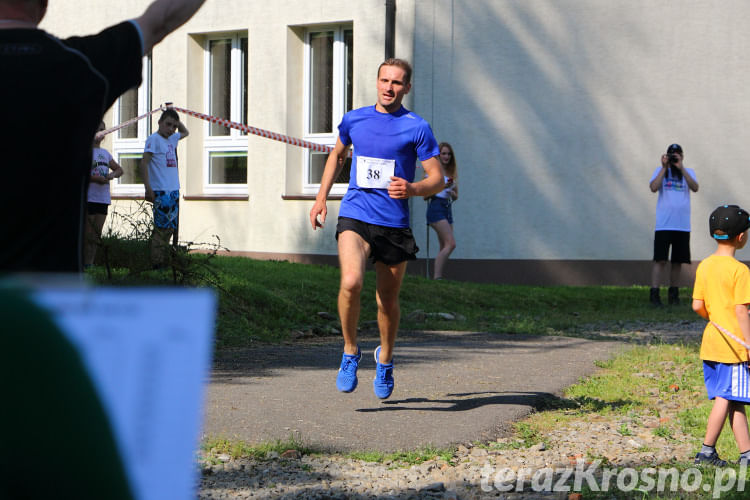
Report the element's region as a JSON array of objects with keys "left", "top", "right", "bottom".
[
  {"left": 204, "top": 33, "right": 248, "bottom": 193},
  {"left": 112, "top": 55, "right": 151, "bottom": 196},
  {"left": 117, "top": 153, "right": 144, "bottom": 184},
  {"left": 303, "top": 25, "right": 353, "bottom": 194}
]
